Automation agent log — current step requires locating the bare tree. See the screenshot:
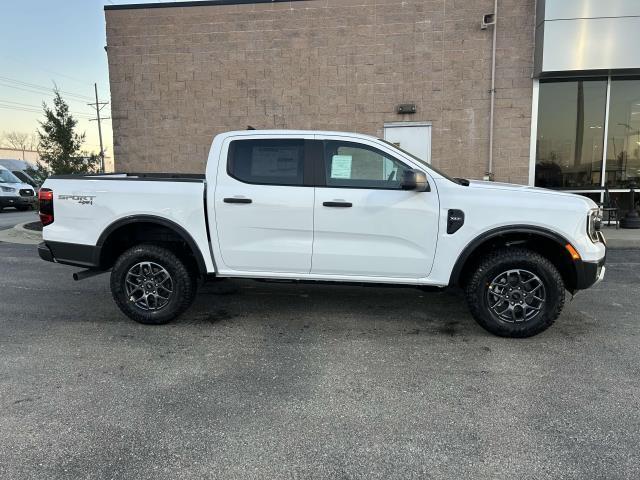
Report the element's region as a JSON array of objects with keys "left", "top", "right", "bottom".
[{"left": 1, "top": 131, "right": 38, "bottom": 152}]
